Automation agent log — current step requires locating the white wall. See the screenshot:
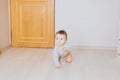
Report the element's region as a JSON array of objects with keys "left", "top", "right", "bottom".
[
  {"left": 55, "top": 0, "right": 119, "bottom": 47},
  {"left": 119, "top": 0, "right": 120, "bottom": 34},
  {"left": 0, "top": 0, "right": 10, "bottom": 48}
]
